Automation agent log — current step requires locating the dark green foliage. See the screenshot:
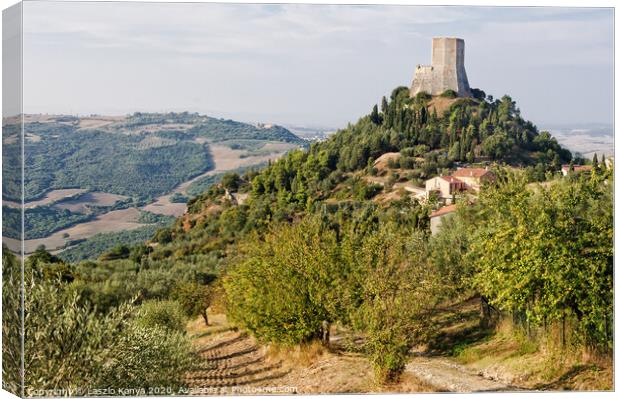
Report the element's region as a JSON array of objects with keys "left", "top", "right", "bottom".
[
  {"left": 186, "top": 173, "right": 224, "bottom": 197},
  {"left": 135, "top": 300, "right": 188, "bottom": 333},
  {"left": 138, "top": 210, "right": 175, "bottom": 225},
  {"left": 3, "top": 205, "right": 93, "bottom": 240},
  {"left": 58, "top": 226, "right": 160, "bottom": 263},
  {"left": 99, "top": 245, "right": 131, "bottom": 261},
  {"left": 153, "top": 227, "right": 173, "bottom": 244},
  {"left": 187, "top": 118, "right": 304, "bottom": 144},
  {"left": 184, "top": 89, "right": 570, "bottom": 223},
  {"left": 370, "top": 104, "right": 382, "bottom": 125},
  {"left": 169, "top": 193, "right": 189, "bottom": 203},
  {"left": 470, "top": 88, "right": 486, "bottom": 100},
  {"left": 9, "top": 113, "right": 303, "bottom": 203},
  {"left": 440, "top": 89, "right": 458, "bottom": 98},
  {"left": 415, "top": 91, "right": 432, "bottom": 101},
  {"left": 221, "top": 172, "right": 241, "bottom": 192},
  {"left": 172, "top": 282, "right": 213, "bottom": 326},
  {"left": 20, "top": 123, "right": 213, "bottom": 202}
]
